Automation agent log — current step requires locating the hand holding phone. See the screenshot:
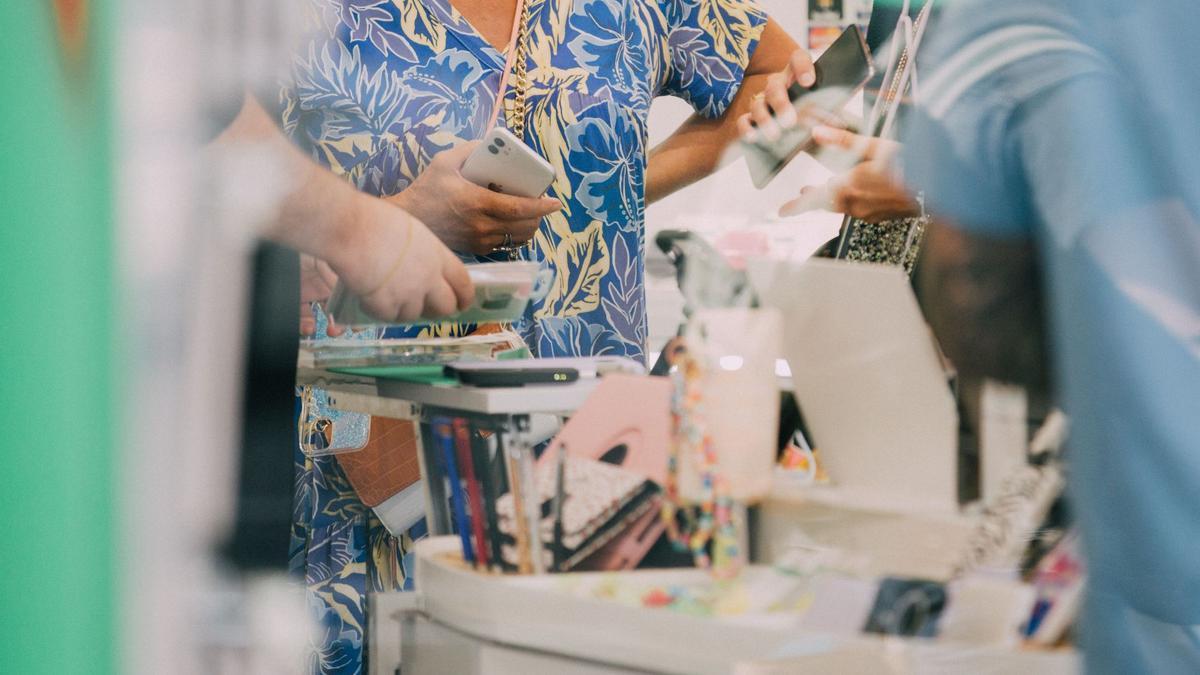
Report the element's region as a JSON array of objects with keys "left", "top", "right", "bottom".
[
  {"left": 388, "top": 140, "right": 560, "bottom": 255},
  {"left": 460, "top": 128, "right": 556, "bottom": 199},
  {"left": 741, "top": 25, "right": 874, "bottom": 188}
]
